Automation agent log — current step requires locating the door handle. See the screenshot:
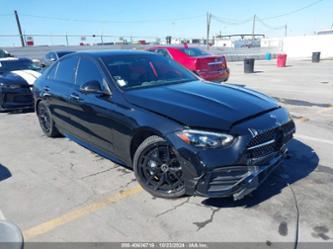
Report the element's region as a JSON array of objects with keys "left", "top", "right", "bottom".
[
  {"left": 42, "top": 86, "right": 52, "bottom": 97},
  {"left": 70, "top": 93, "right": 81, "bottom": 101}
]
